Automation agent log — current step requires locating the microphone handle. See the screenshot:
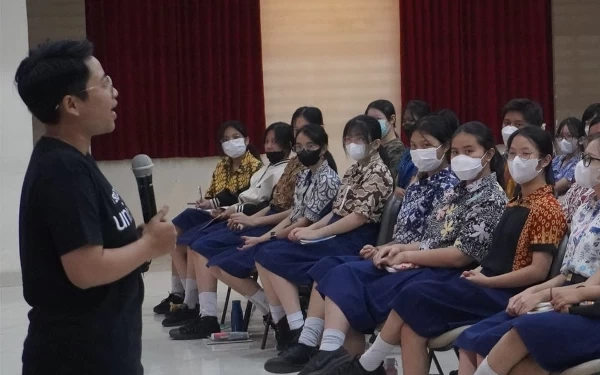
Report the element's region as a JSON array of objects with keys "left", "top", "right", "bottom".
[{"left": 136, "top": 175, "right": 157, "bottom": 224}]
